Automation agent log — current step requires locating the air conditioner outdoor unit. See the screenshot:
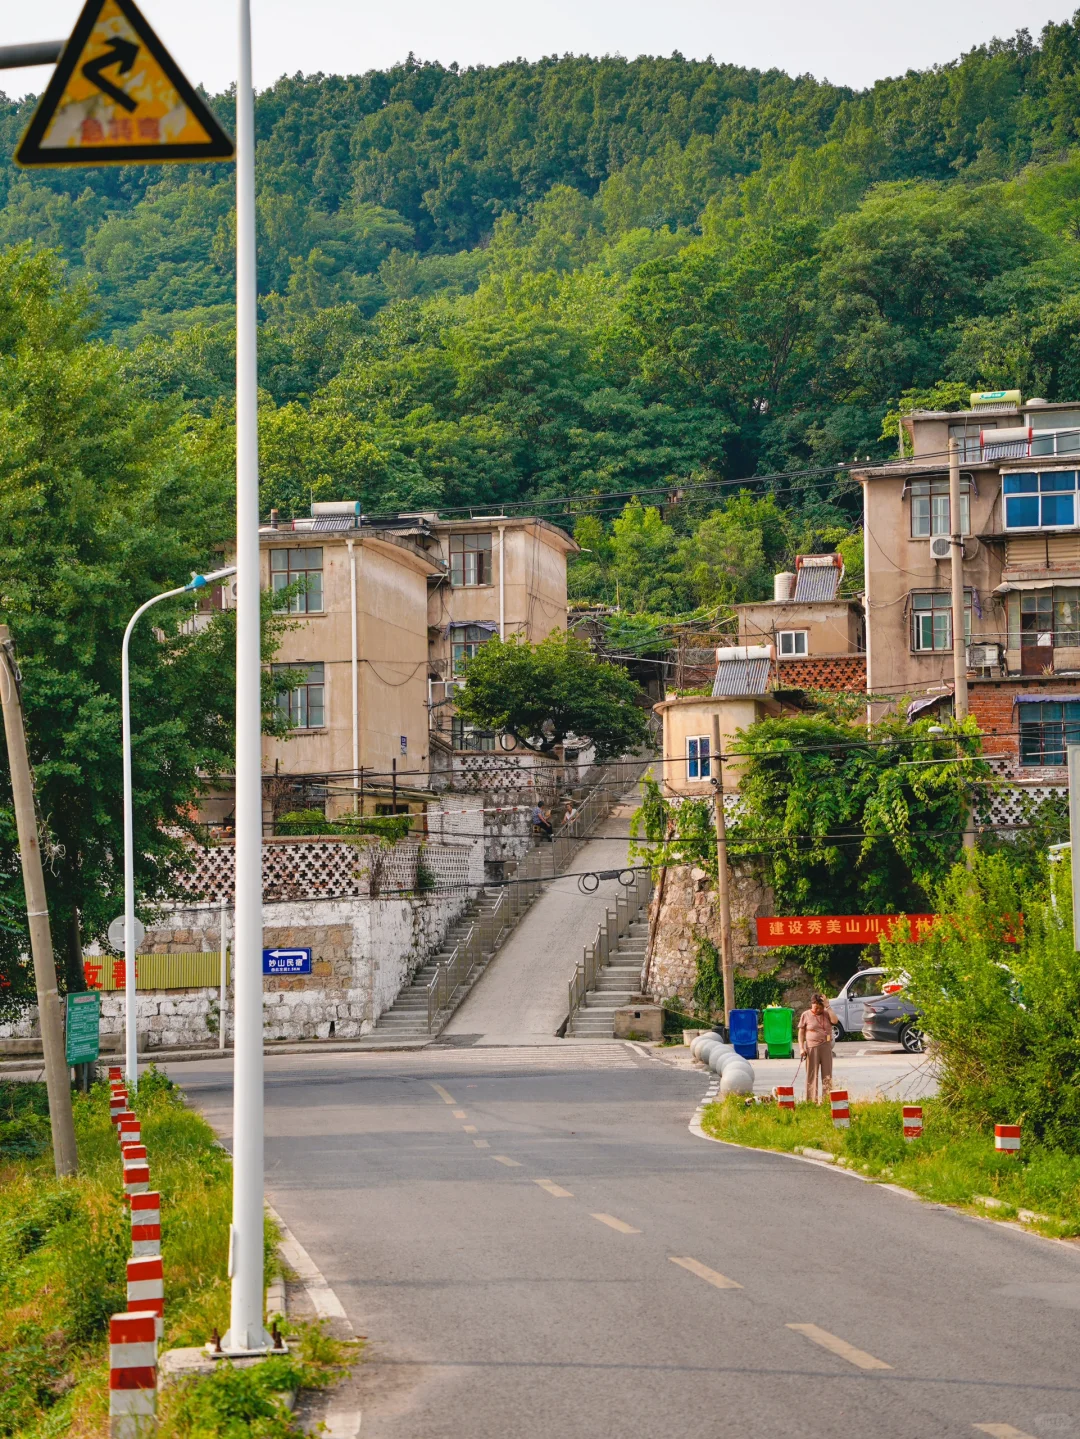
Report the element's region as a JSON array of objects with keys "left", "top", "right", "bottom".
[
  {"left": 929, "top": 536, "right": 952, "bottom": 560},
  {"left": 967, "top": 644, "right": 1000, "bottom": 669}
]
